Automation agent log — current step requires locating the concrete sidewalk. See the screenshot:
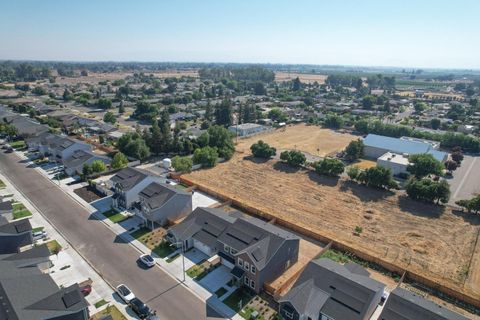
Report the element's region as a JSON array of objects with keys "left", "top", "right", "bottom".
[{"left": 15, "top": 149, "right": 242, "bottom": 320}]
